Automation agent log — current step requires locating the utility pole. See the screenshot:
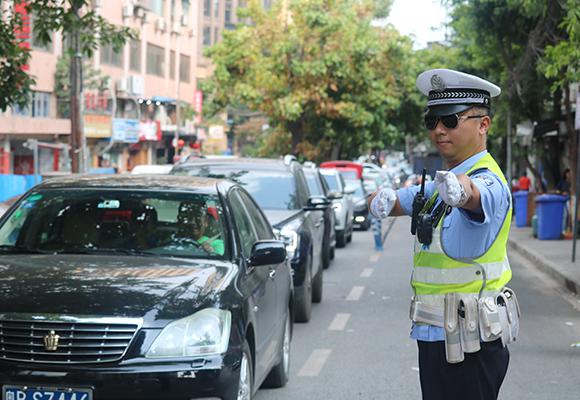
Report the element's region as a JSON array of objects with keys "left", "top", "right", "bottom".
[{"left": 69, "top": 2, "right": 85, "bottom": 173}]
